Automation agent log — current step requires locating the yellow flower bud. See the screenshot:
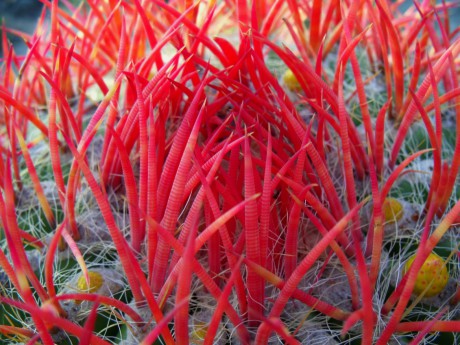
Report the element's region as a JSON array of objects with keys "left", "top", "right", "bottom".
[
  {"left": 404, "top": 252, "right": 449, "bottom": 297},
  {"left": 190, "top": 320, "right": 208, "bottom": 344},
  {"left": 283, "top": 69, "right": 302, "bottom": 92},
  {"left": 382, "top": 198, "right": 404, "bottom": 223},
  {"left": 77, "top": 271, "right": 104, "bottom": 293}
]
